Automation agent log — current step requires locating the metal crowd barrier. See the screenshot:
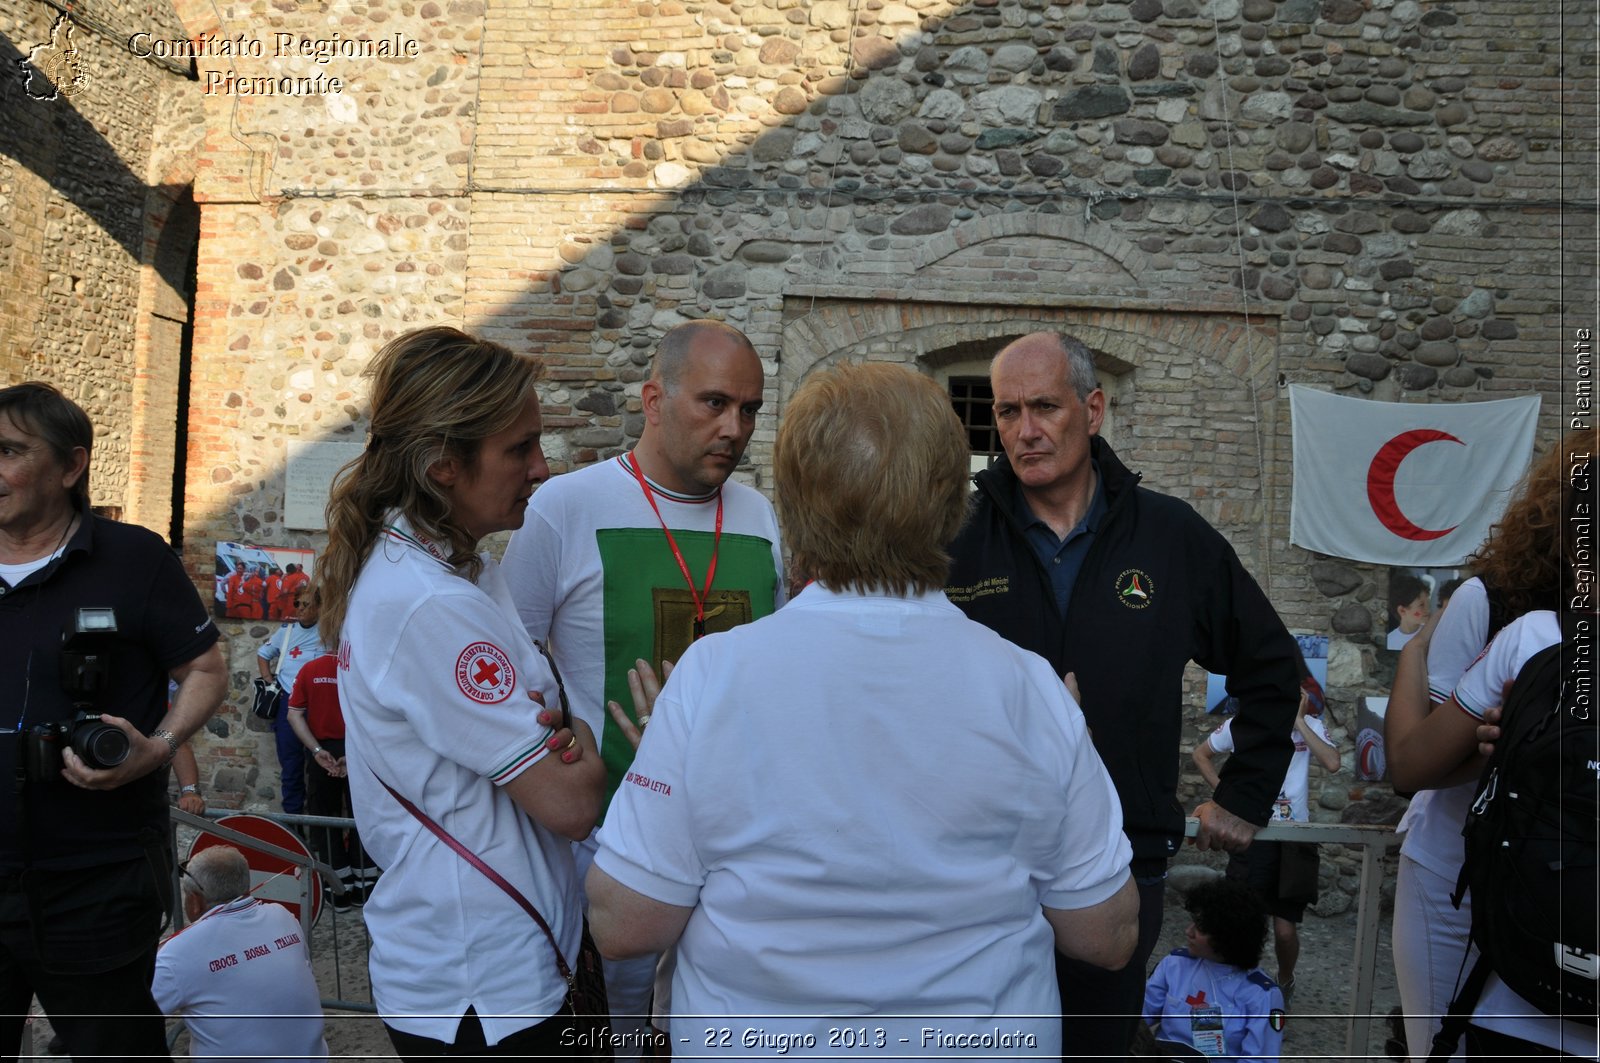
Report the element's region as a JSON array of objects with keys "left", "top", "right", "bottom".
[
  {"left": 170, "top": 807, "right": 377, "bottom": 1014},
  {"left": 168, "top": 810, "right": 1397, "bottom": 1052}
]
